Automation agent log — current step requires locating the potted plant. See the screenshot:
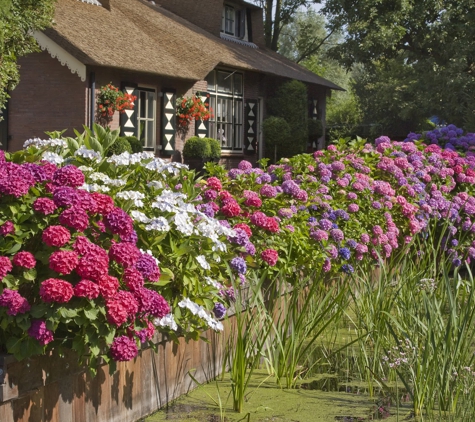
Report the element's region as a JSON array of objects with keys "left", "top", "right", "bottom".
[{"left": 183, "top": 136, "right": 221, "bottom": 172}]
